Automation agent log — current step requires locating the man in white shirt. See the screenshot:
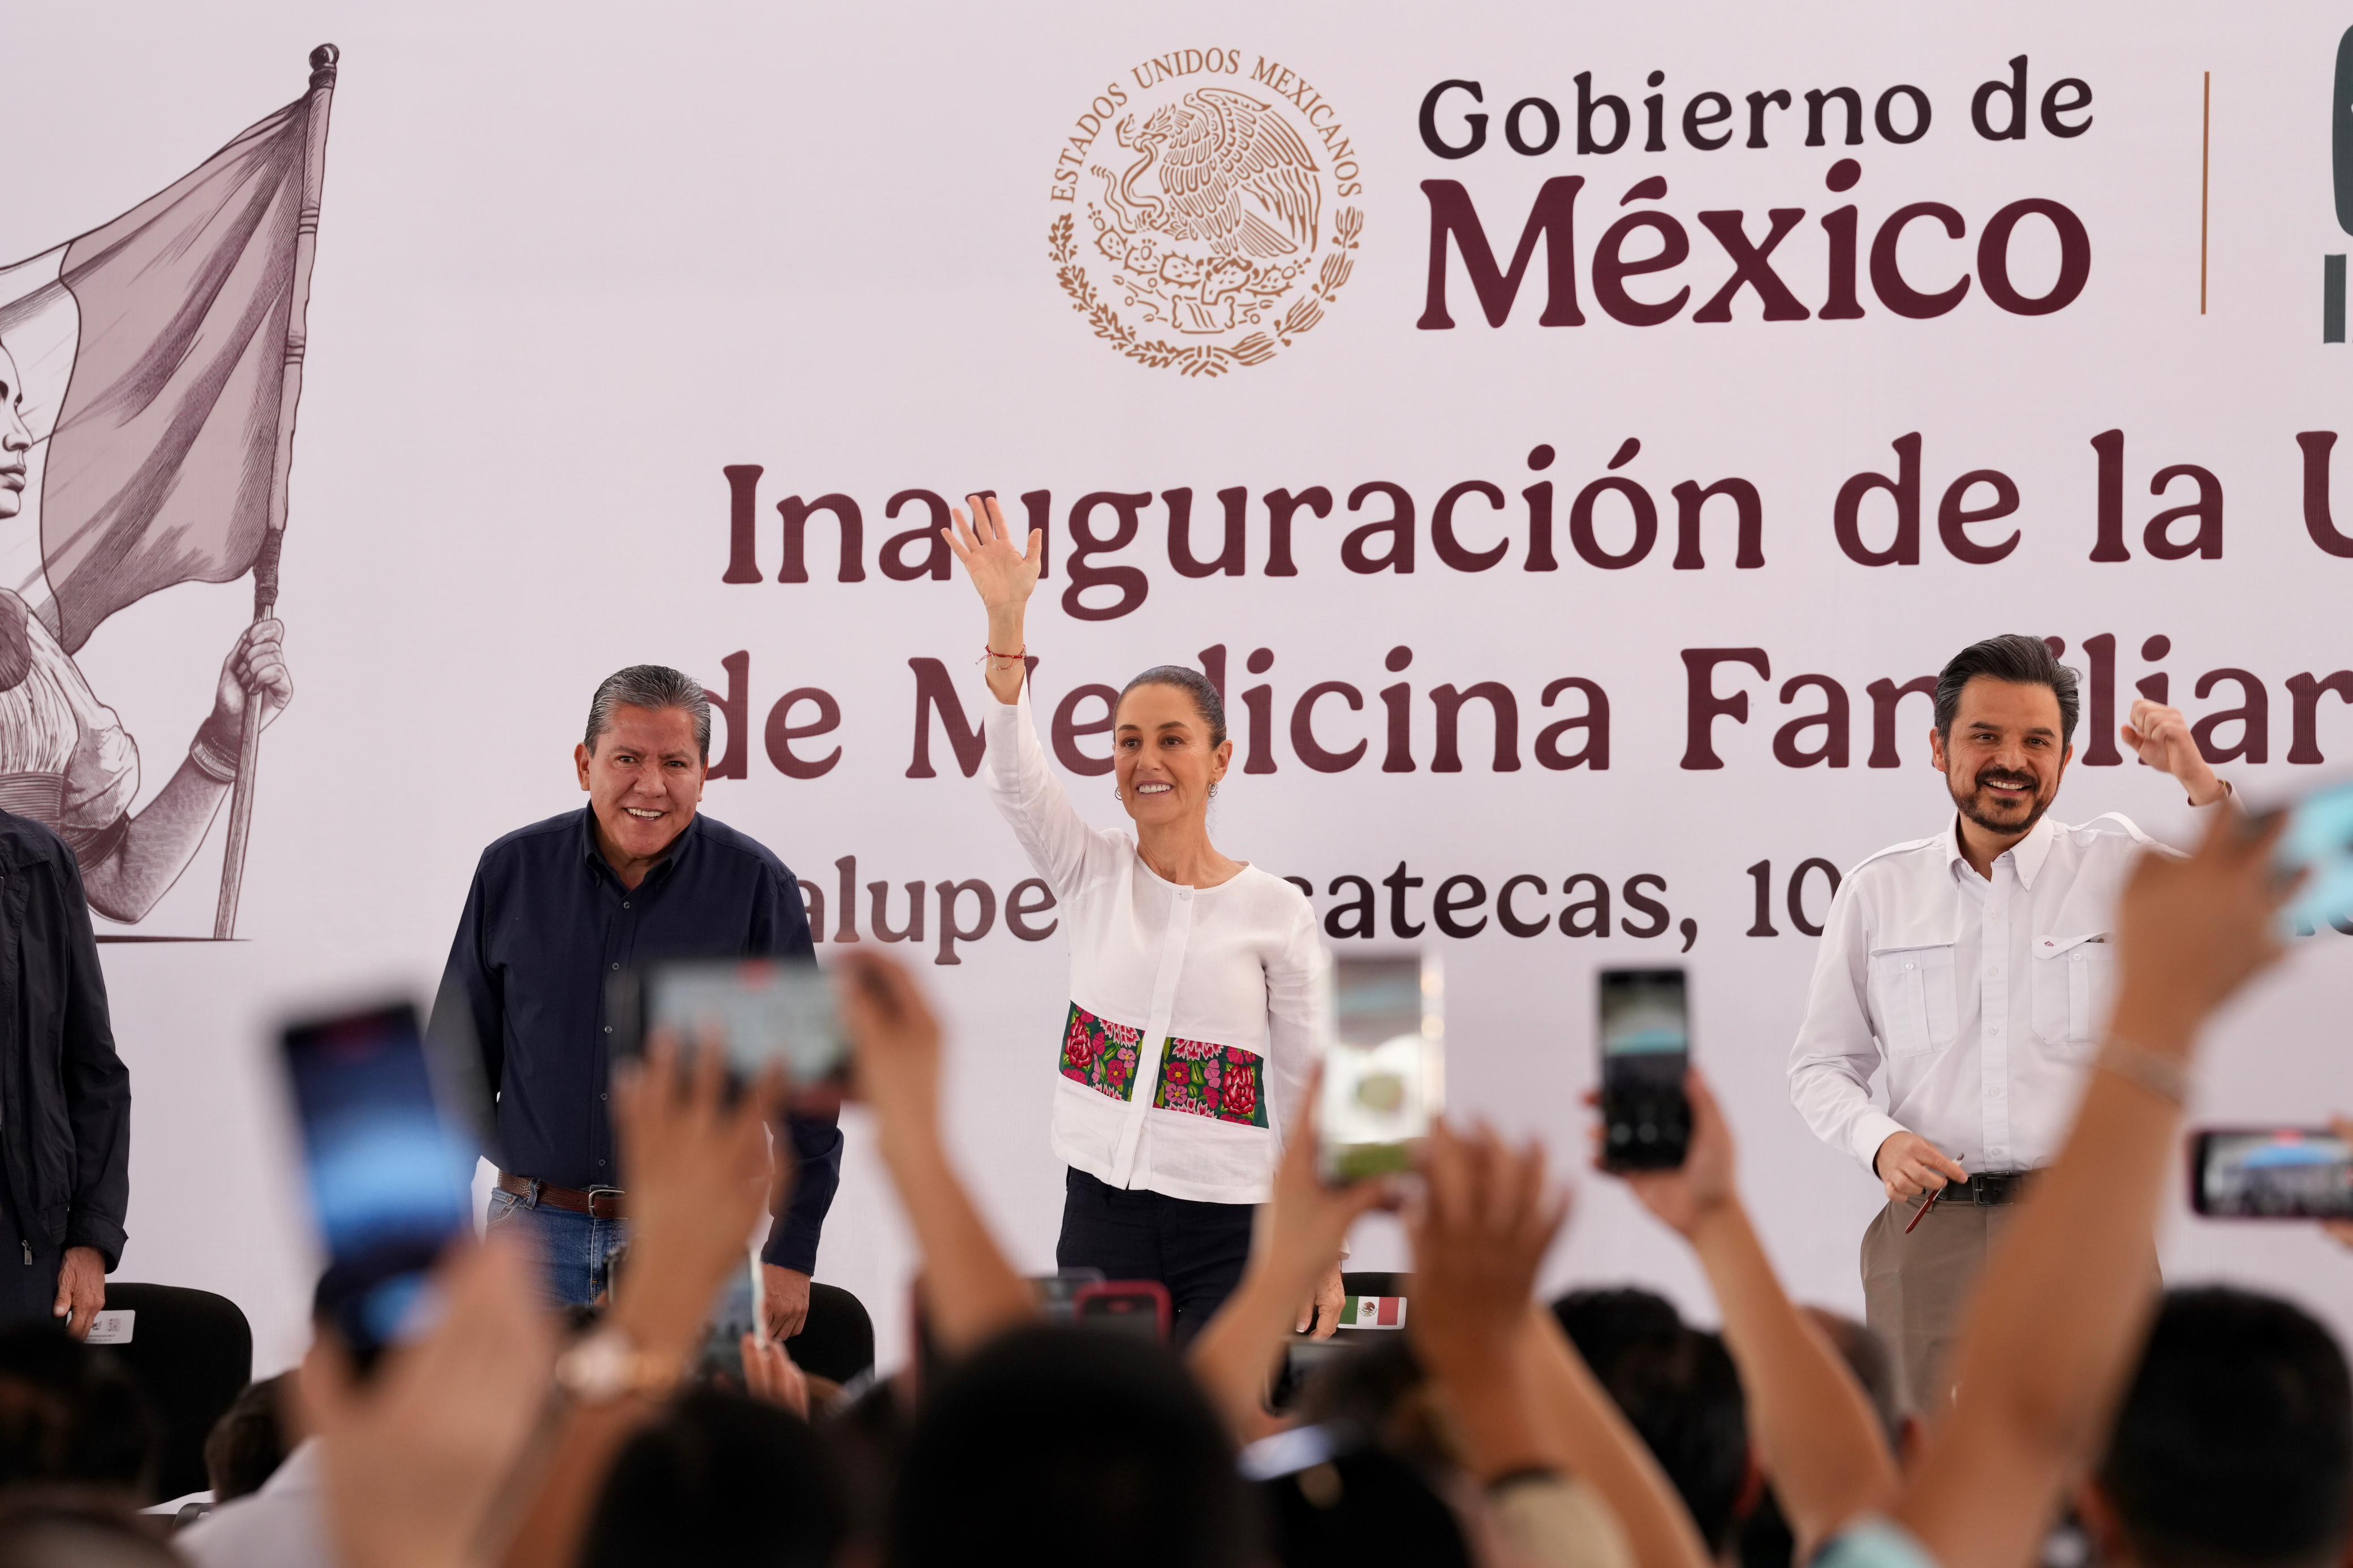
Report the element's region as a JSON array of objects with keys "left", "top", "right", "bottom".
[{"left": 1787, "top": 634, "right": 2229, "bottom": 1414}]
